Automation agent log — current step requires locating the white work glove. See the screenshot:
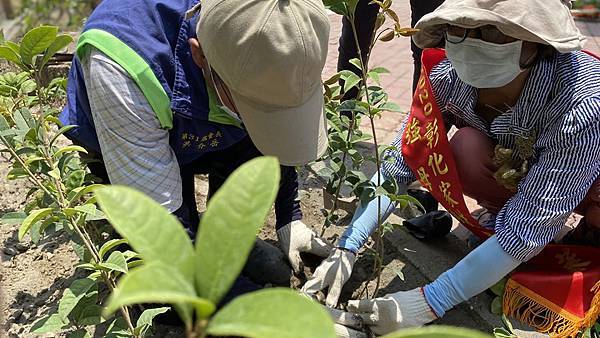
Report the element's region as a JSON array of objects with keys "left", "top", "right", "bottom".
[
  {"left": 346, "top": 288, "right": 438, "bottom": 336},
  {"left": 277, "top": 220, "right": 333, "bottom": 274},
  {"left": 301, "top": 248, "right": 356, "bottom": 307},
  {"left": 328, "top": 307, "right": 368, "bottom": 338}
]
